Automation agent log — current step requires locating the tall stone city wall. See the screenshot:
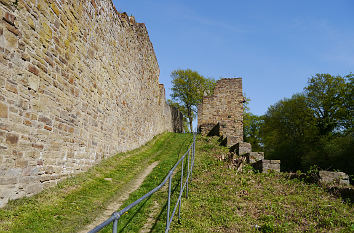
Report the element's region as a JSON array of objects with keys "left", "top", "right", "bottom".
[
  {"left": 198, "top": 78, "right": 244, "bottom": 145},
  {"left": 0, "top": 0, "right": 182, "bottom": 207}
]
